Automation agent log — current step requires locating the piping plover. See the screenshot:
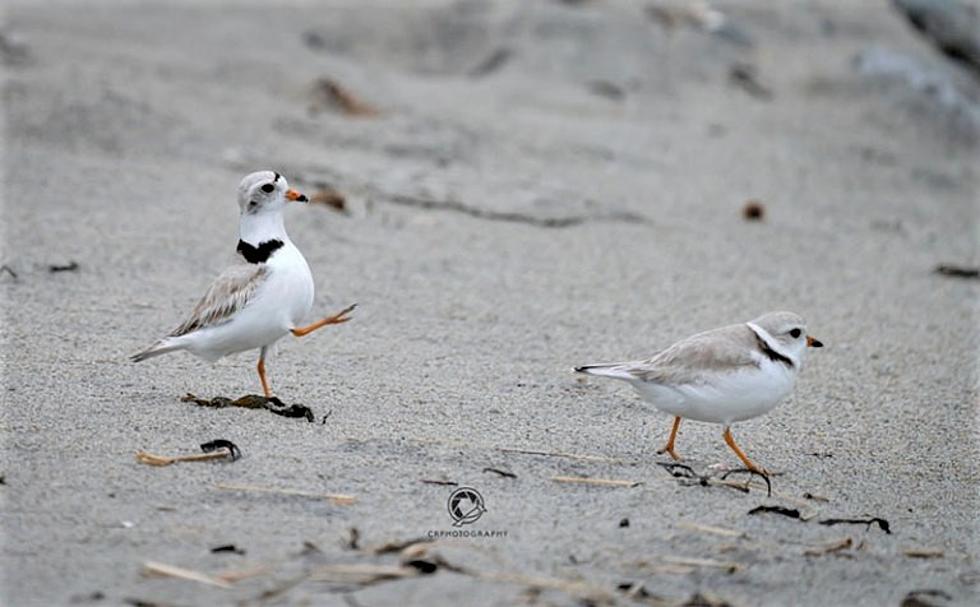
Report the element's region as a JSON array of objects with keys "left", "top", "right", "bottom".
[
  {"left": 575, "top": 311, "right": 822, "bottom": 474},
  {"left": 131, "top": 170, "right": 355, "bottom": 398}
]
